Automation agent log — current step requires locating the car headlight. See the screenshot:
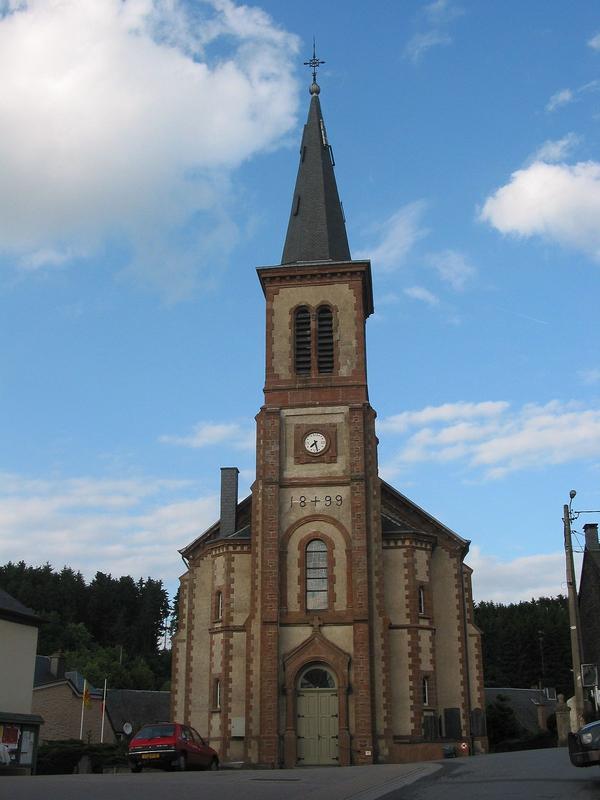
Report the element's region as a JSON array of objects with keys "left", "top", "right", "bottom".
[{"left": 581, "top": 732, "right": 594, "bottom": 745}]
